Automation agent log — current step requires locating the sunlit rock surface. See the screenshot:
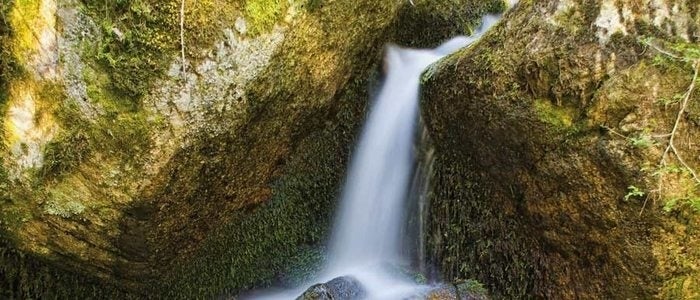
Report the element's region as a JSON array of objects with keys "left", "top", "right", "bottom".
[{"left": 0, "top": 0, "right": 504, "bottom": 298}]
